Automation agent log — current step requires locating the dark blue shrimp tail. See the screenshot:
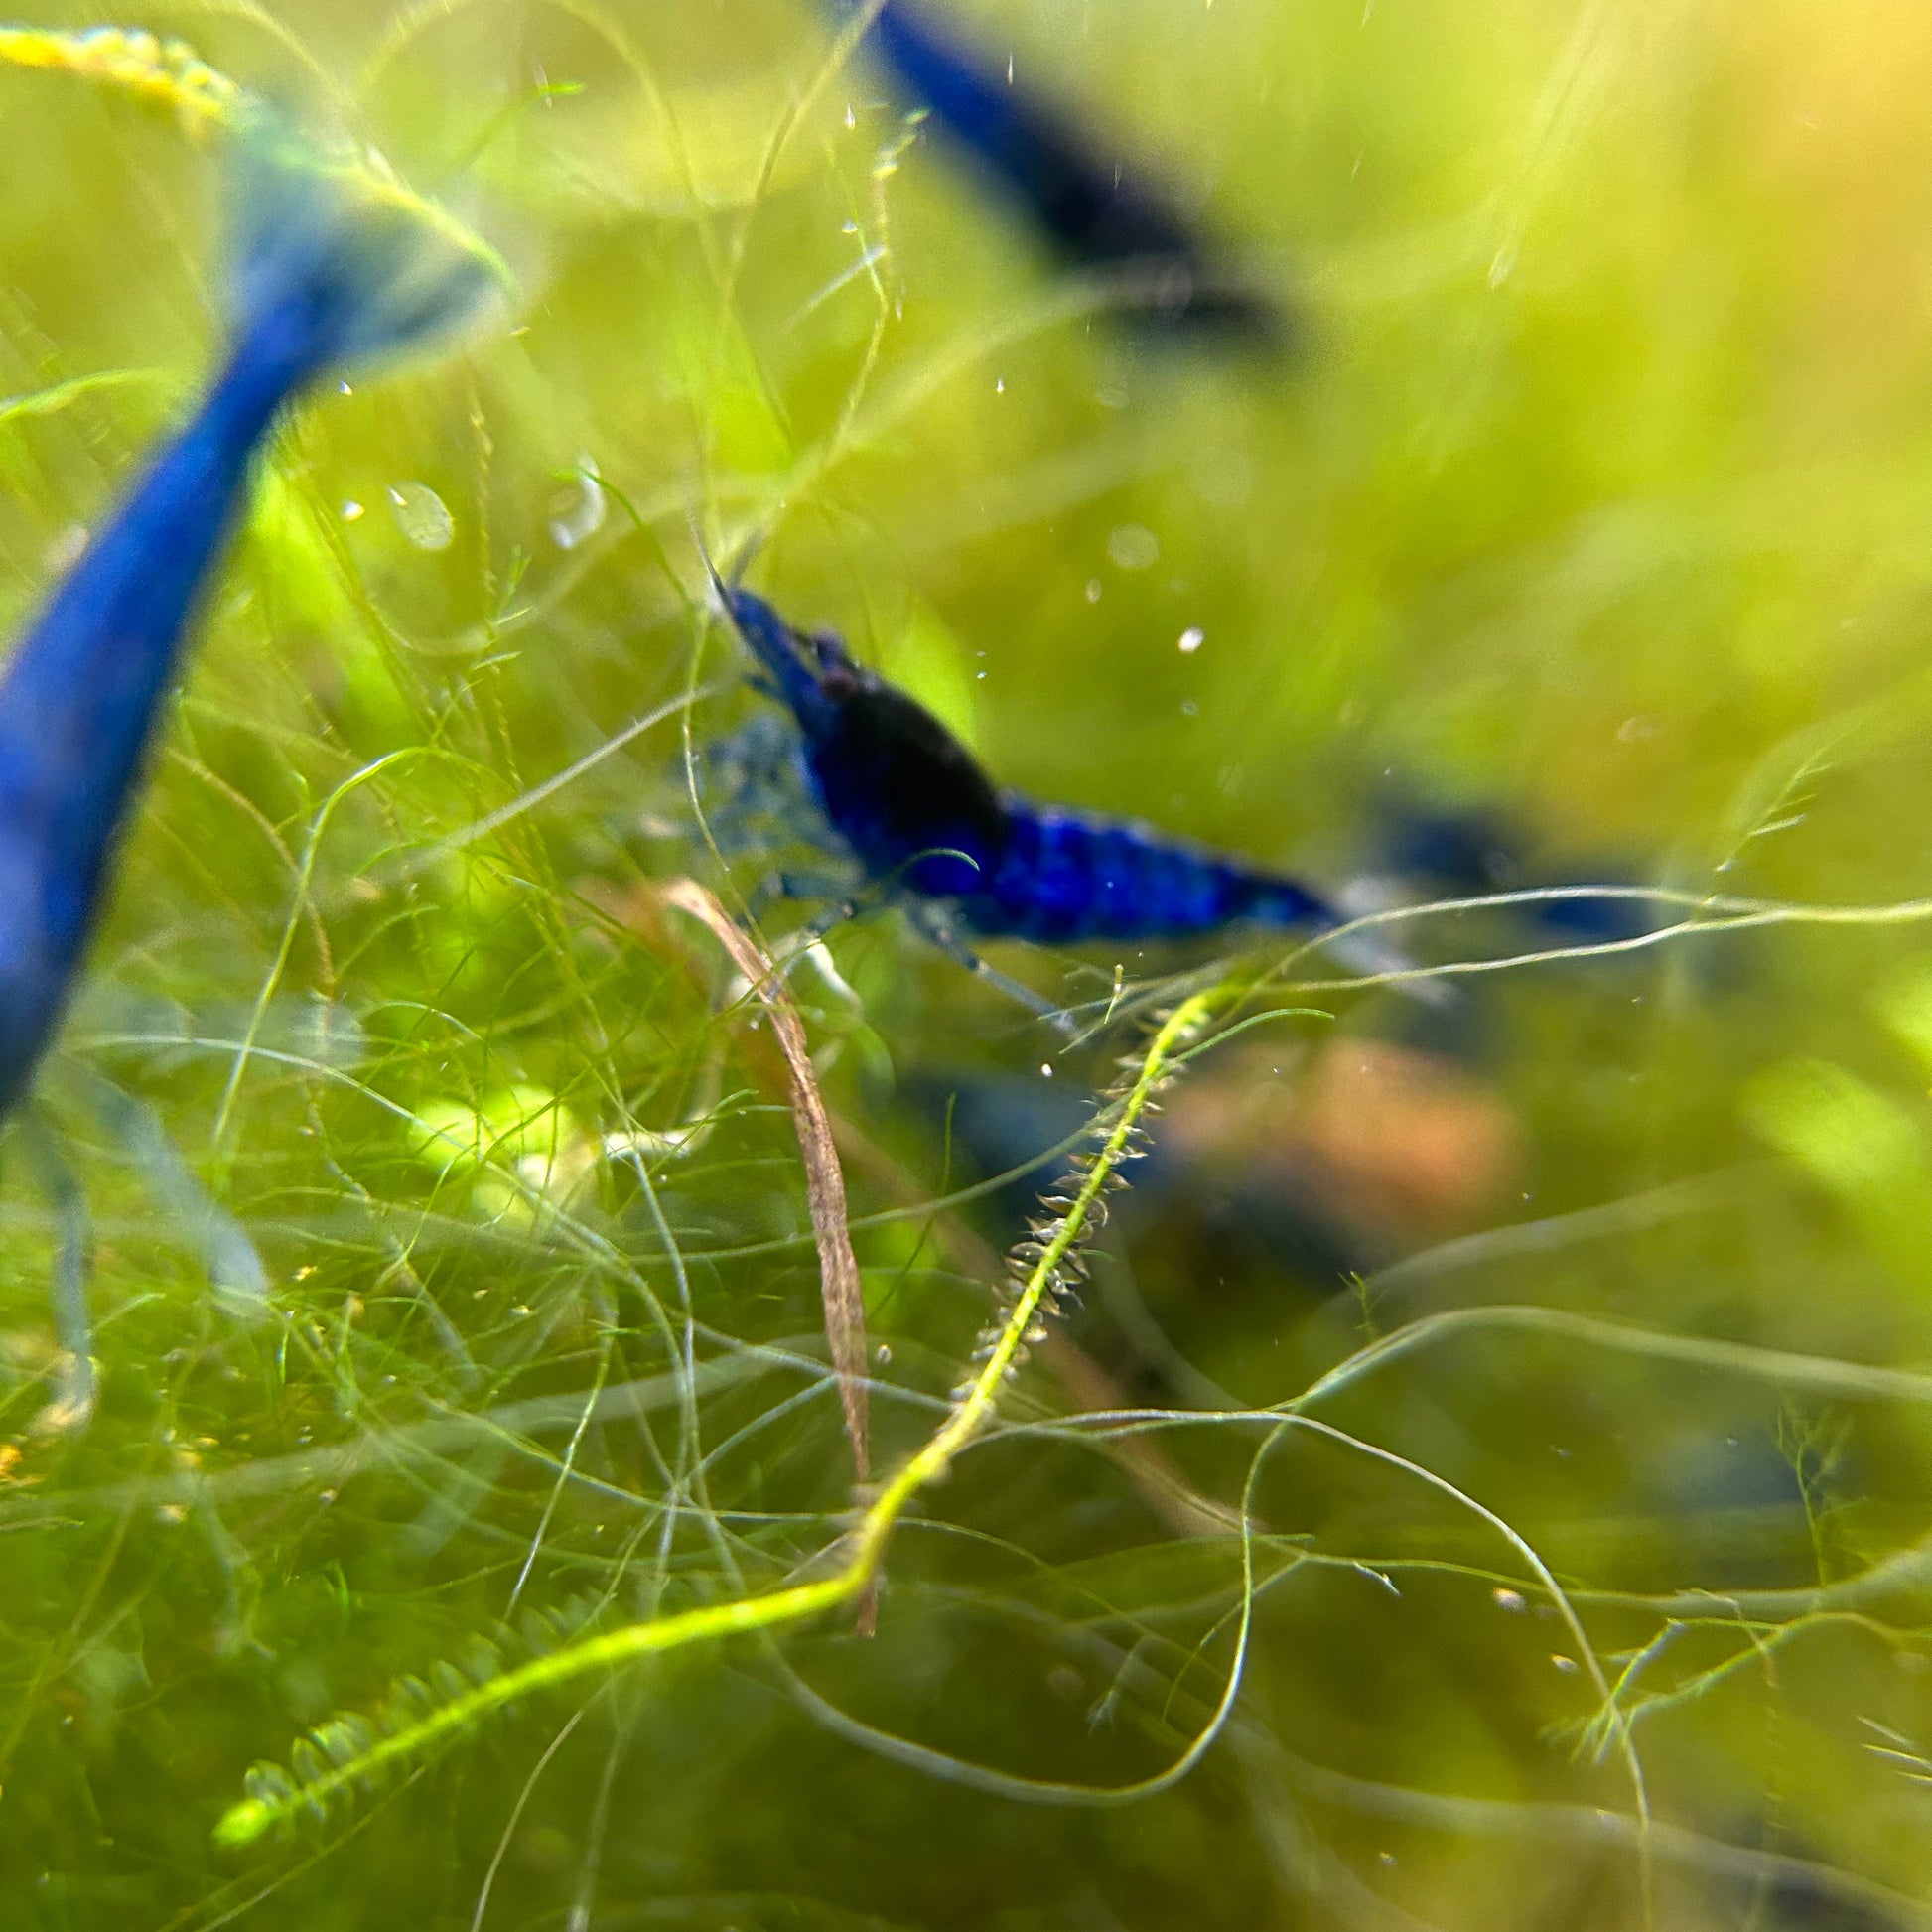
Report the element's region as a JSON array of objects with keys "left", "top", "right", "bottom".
[
  {"left": 1232, "top": 873, "right": 1340, "bottom": 933},
  {"left": 965, "top": 807, "right": 1336, "bottom": 944},
  {"left": 0, "top": 132, "right": 494, "bottom": 1113}
]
